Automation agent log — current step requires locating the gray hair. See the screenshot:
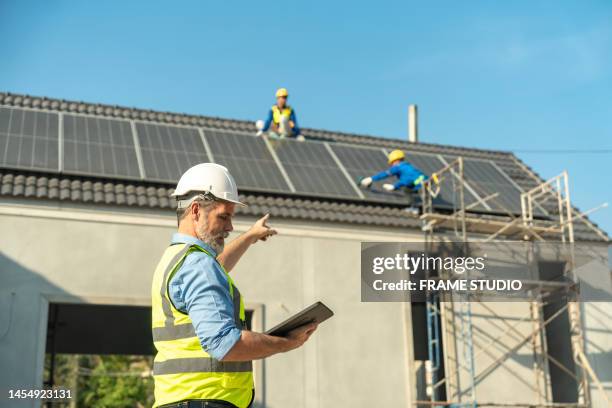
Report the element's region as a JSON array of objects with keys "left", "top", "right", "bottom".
[{"left": 176, "top": 193, "right": 218, "bottom": 225}]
